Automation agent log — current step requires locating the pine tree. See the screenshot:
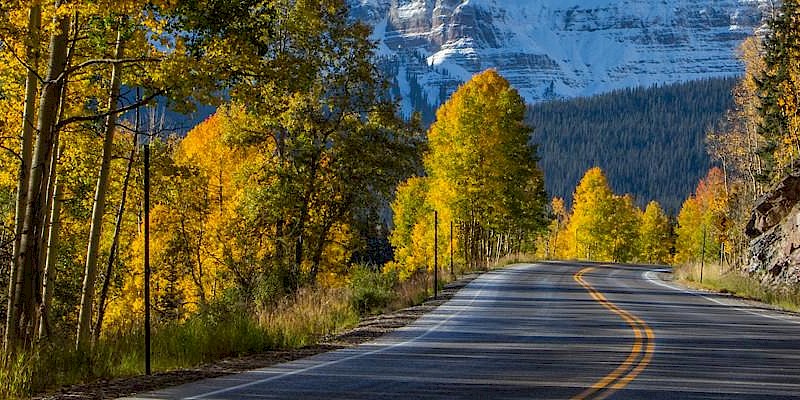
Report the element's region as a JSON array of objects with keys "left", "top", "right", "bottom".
[{"left": 758, "top": 0, "right": 800, "bottom": 178}]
